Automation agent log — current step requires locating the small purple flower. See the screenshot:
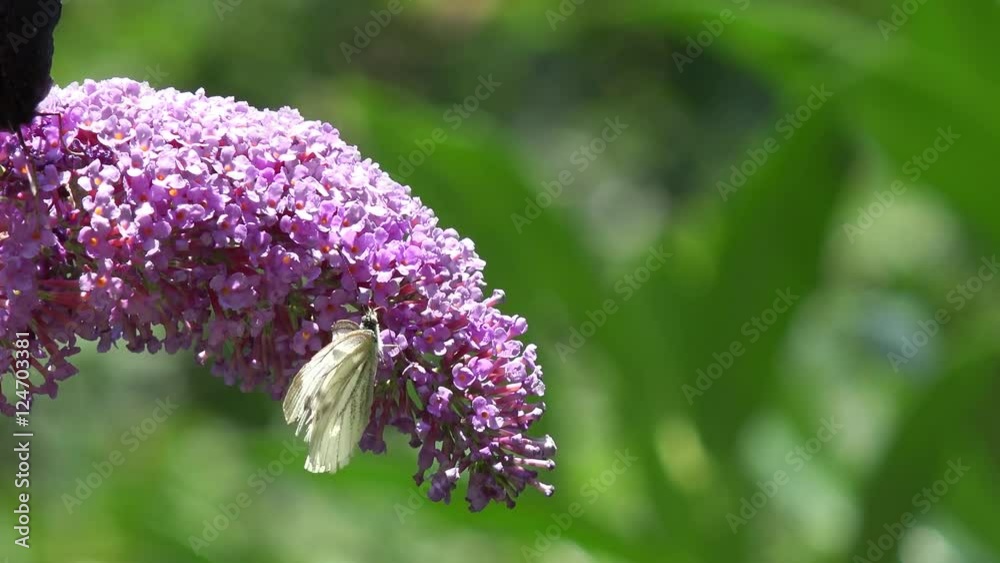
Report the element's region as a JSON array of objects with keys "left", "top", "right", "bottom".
[
  {"left": 471, "top": 396, "right": 502, "bottom": 431},
  {"left": 452, "top": 364, "right": 475, "bottom": 390},
  {"left": 470, "top": 358, "right": 494, "bottom": 382},
  {"left": 77, "top": 225, "right": 114, "bottom": 259},
  {"left": 209, "top": 273, "right": 258, "bottom": 311},
  {"left": 404, "top": 363, "right": 431, "bottom": 385},
  {"left": 292, "top": 321, "right": 323, "bottom": 356},
  {"left": 312, "top": 291, "right": 350, "bottom": 331},
  {"left": 15, "top": 214, "right": 56, "bottom": 258},
  {"left": 417, "top": 324, "right": 451, "bottom": 356},
  {"left": 428, "top": 467, "right": 461, "bottom": 503},
  {"left": 427, "top": 386, "right": 453, "bottom": 418},
  {"left": 0, "top": 78, "right": 554, "bottom": 511}
]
